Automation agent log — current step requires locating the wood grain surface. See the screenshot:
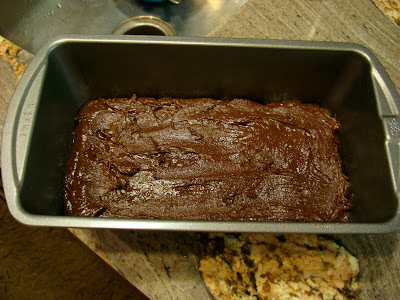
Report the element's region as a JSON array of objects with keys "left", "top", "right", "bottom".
[
  {"left": 0, "top": 198, "right": 148, "bottom": 299},
  {"left": 1, "top": 0, "right": 400, "bottom": 299}
]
